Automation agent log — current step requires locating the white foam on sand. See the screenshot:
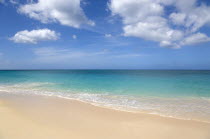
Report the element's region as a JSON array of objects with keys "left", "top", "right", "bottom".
[{"left": 0, "top": 82, "right": 210, "bottom": 123}]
